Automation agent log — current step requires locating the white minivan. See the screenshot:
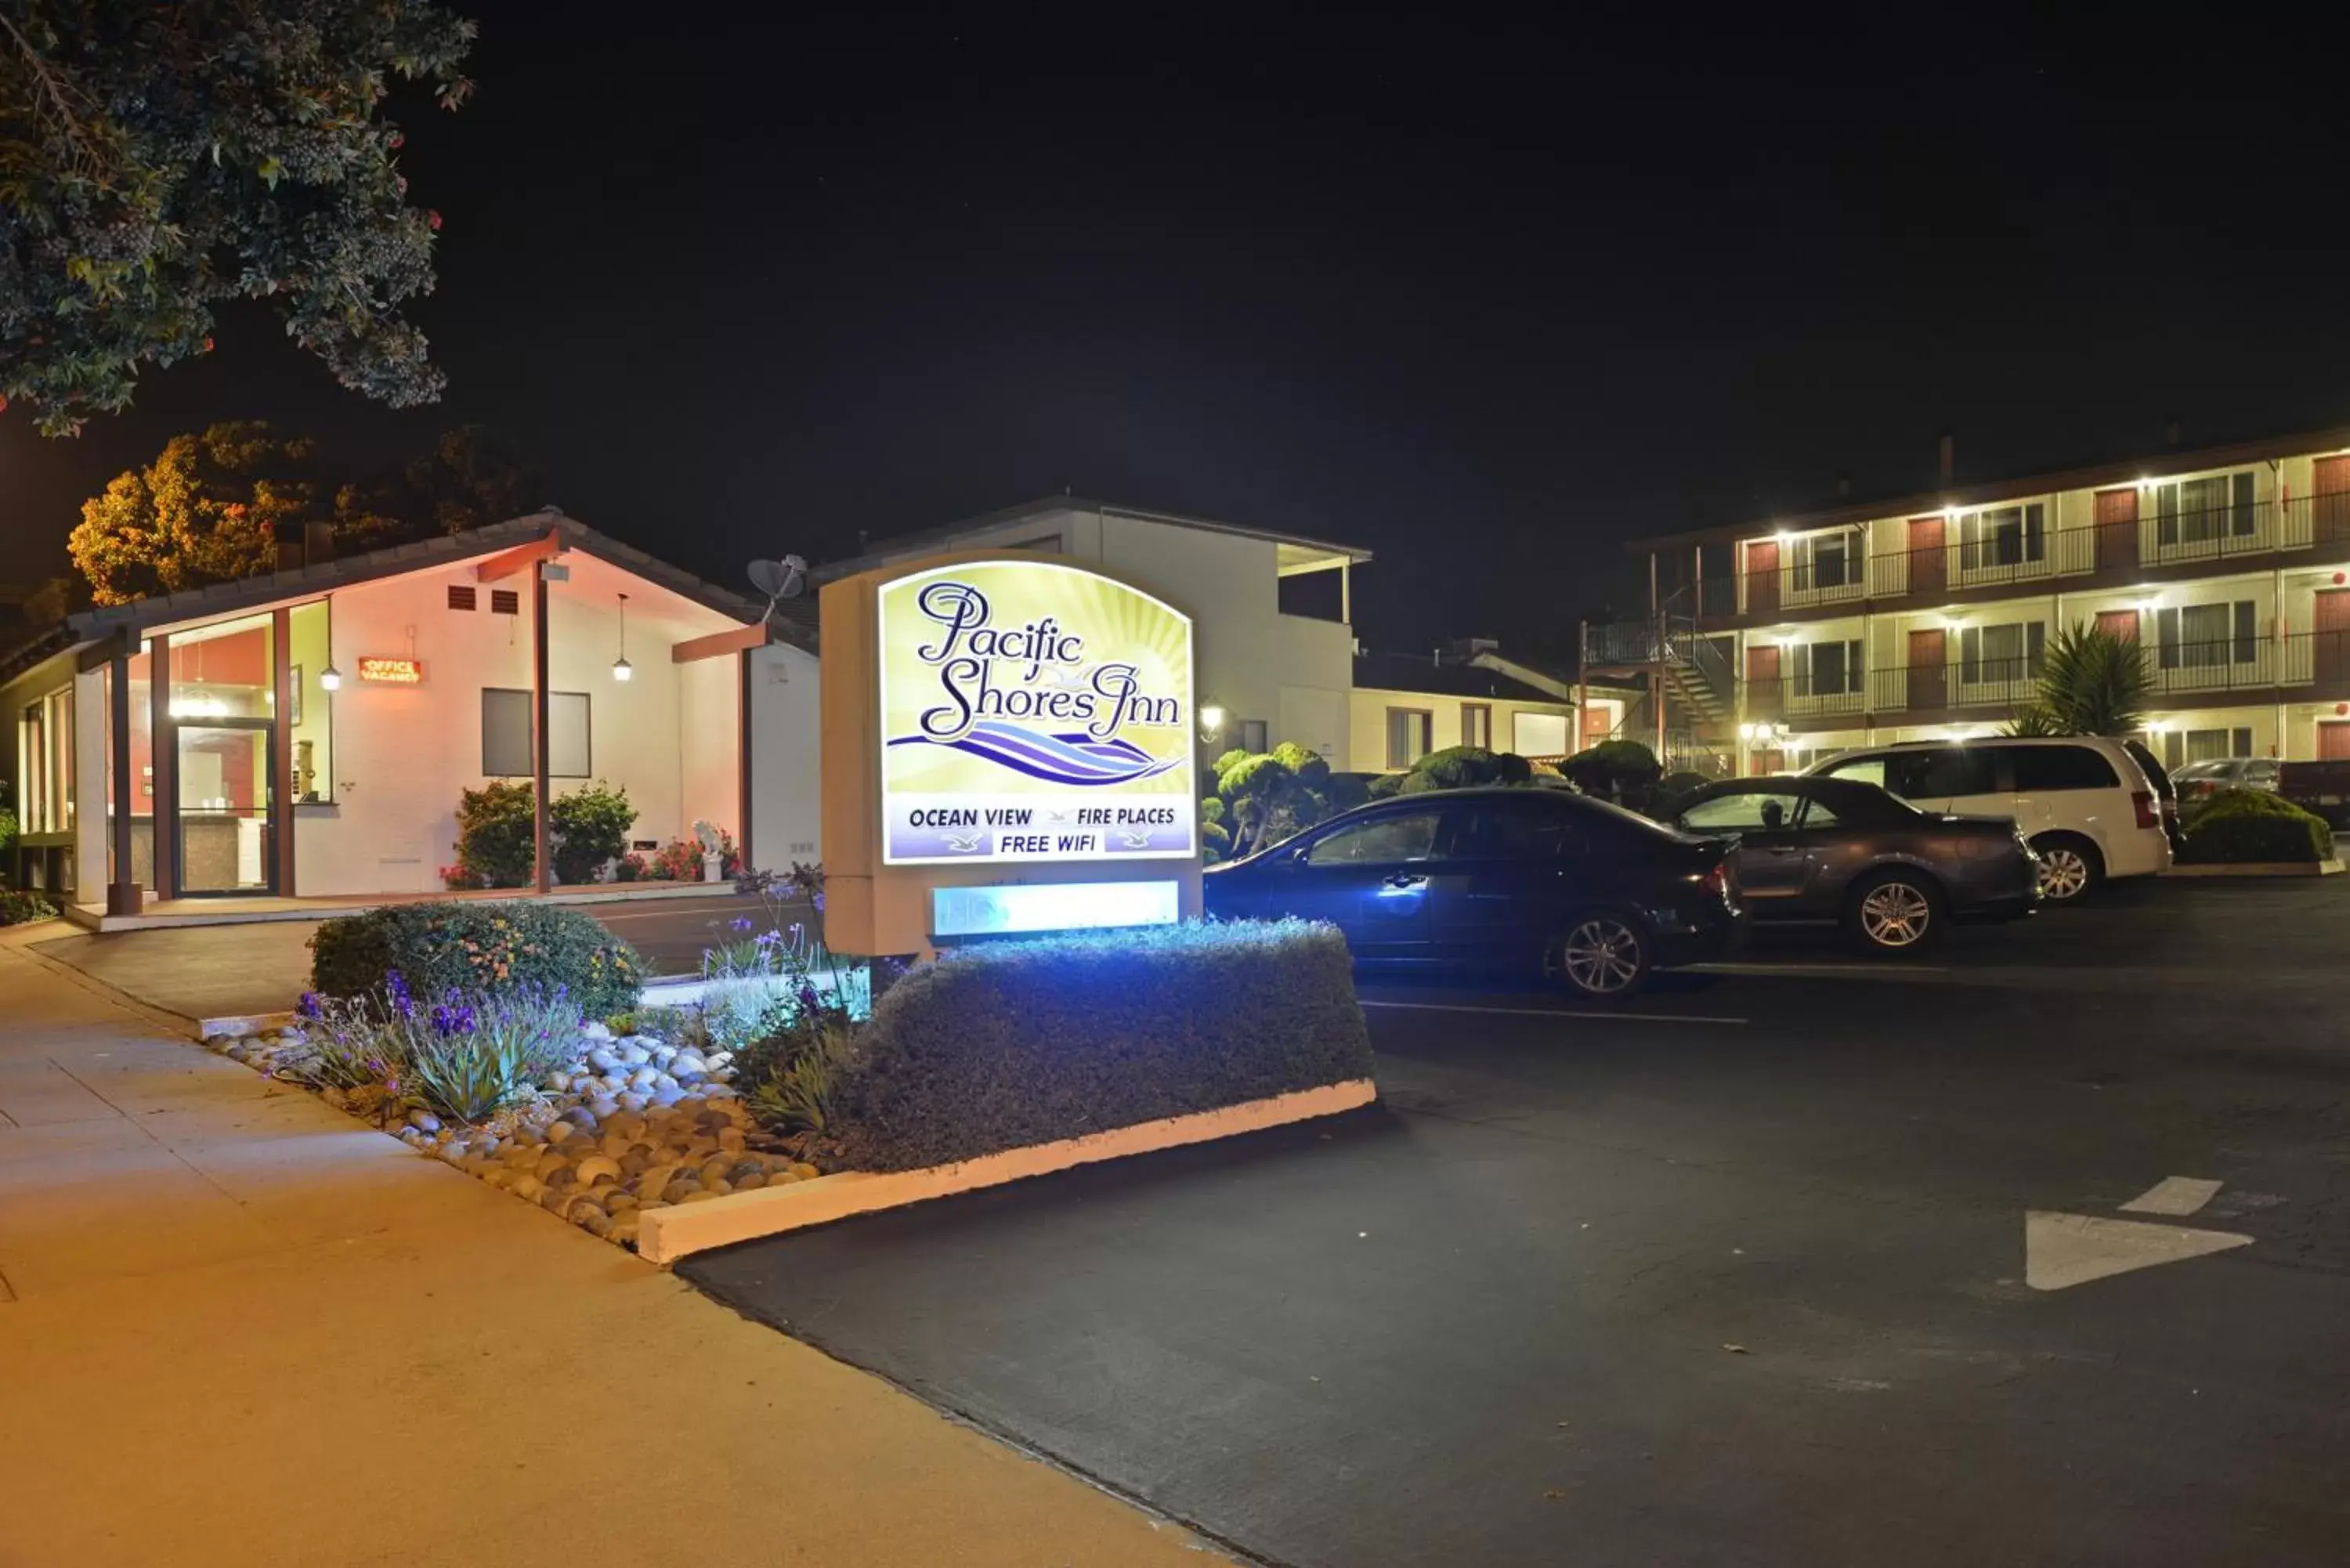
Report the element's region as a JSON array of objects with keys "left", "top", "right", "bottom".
[{"left": 1805, "top": 738, "right": 2172, "bottom": 902}]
